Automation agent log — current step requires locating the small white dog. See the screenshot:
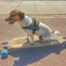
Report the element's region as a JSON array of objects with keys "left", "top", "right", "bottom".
[{"left": 5, "top": 9, "right": 59, "bottom": 41}]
